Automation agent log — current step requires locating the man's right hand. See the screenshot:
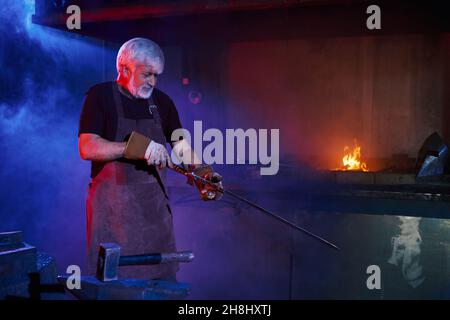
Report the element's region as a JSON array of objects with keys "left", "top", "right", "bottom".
[
  {"left": 123, "top": 131, "right": 172, "bottom": 168},
  {"left": 145, "top": 141, "right": 172, "bottom": 169}
]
